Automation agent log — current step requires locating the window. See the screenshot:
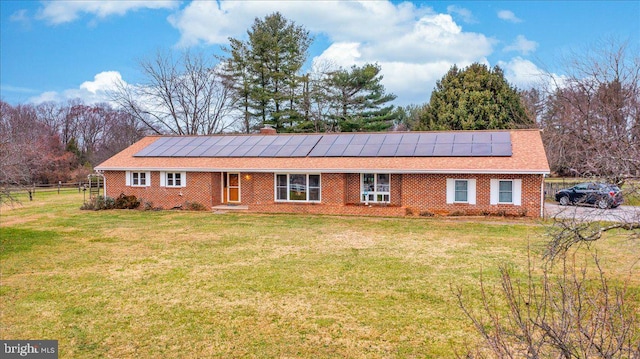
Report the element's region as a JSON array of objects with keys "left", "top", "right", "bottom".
[
  {"left": 499, "top": 180, "right": 513, "bottom": 203},
  {"left": 361, "top": 173, "right": 390, "bottom": 203},
  {"left": 126, "top": 171, "right": 150, "bottom": 187},
  {"left": 446, "top": 178, "right": 476, "bottom": 204},
  {"left": 455, "top": 180, "right": 468, "bottom": 202},
  {"left": 166, "top": 172, "right": 181, "bottom": 187},
  {"left": 275, "top": 174, "right": 321, "bottom": 202},
  {"left": 160, "top": 171, "right": 186, "bottom": 187},
  {"left": 490, "top": 179, "right": 522, "bottom": 205}
]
